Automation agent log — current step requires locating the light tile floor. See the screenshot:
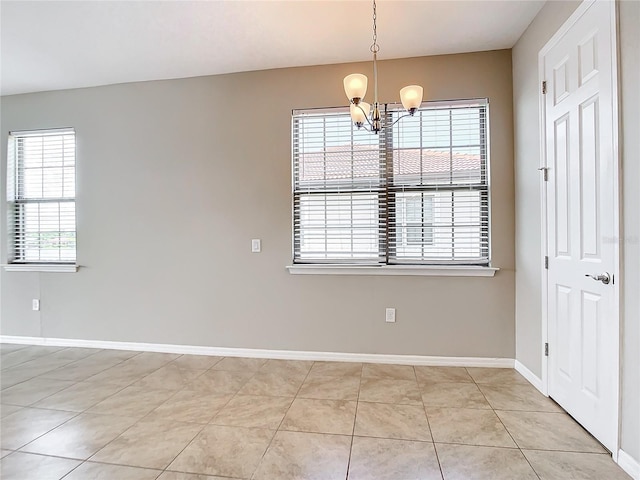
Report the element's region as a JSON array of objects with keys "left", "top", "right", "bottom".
[{"left": 0, "top": 343, "right": 631, "bottom": 480}]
